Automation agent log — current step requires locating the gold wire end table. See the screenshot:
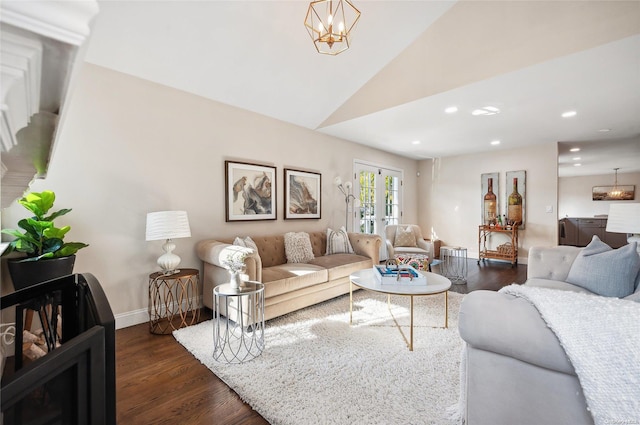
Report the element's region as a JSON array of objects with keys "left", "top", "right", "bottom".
[
  {"left": 213, "top": 281, "right": 265, "bottom": 363},
  {"left": 148, "top": 268, "right": 200, "bottom": 335}
]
